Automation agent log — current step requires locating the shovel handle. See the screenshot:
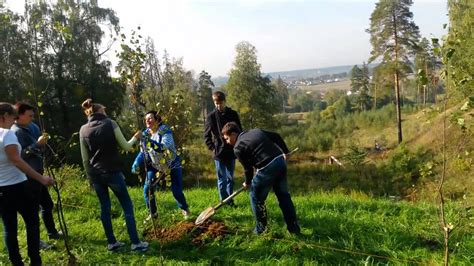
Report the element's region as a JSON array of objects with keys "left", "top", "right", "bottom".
[{"left": 214, "top": 186, "right": 245, "bottom": 210}]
